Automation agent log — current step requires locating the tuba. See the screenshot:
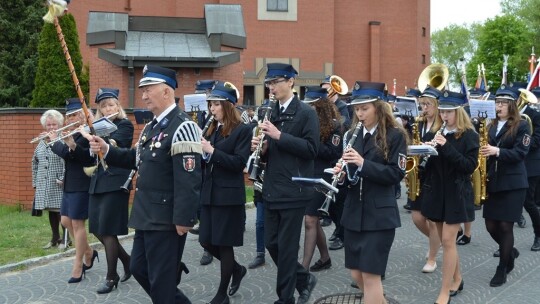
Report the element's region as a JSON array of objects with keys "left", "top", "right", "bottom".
[
  {"left": 326, "top": 75, "right": 349, "bottom": 99},
  {"left": 517, "top": 88, "right": 538, "bottom": 133},
  {"left": 418, "top": 63, "right": 449, "bottom": 92}
]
